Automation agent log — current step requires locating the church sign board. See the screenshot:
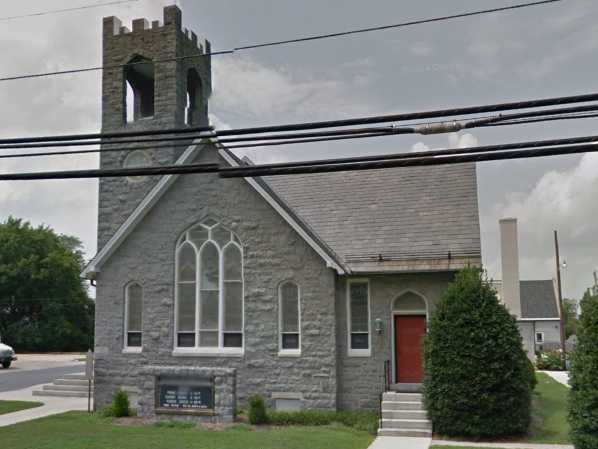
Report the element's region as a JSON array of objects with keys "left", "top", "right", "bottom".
[{"left": 156, "top": 377, "right": 214, "bottom": 412}]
